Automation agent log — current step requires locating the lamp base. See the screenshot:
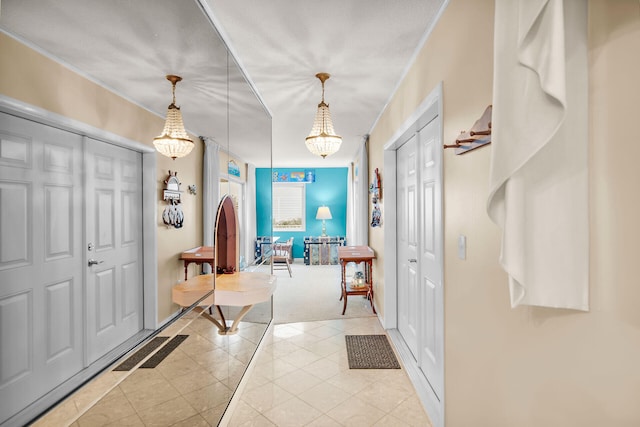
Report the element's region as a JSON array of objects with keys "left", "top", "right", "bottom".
[{"left": 321, "top": 220, "right": 327, "bottom": 237}]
